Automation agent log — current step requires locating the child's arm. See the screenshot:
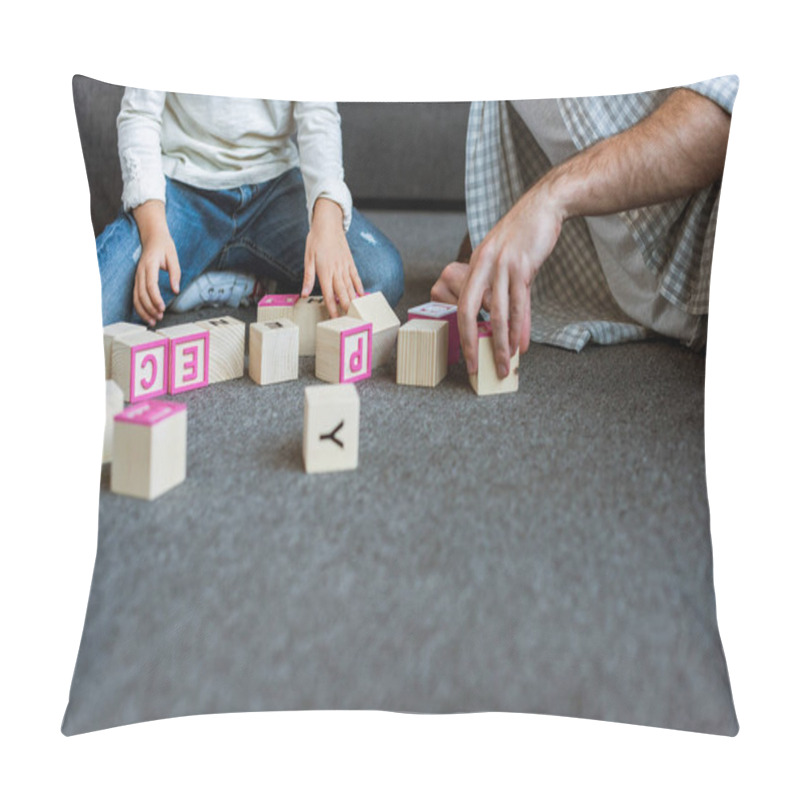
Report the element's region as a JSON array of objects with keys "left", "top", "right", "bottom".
[
  {"left": 293, "top": 103, "right": 360, "bottom": 316},
  {"left": 302, "top": 198, "right": 364, "bottom": 317},
  {"left": 117, "top": 89, "right": 179, "bottom": 324},
  {"left": 131, "top": 200, "right": 181, "bottom": 326}
]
